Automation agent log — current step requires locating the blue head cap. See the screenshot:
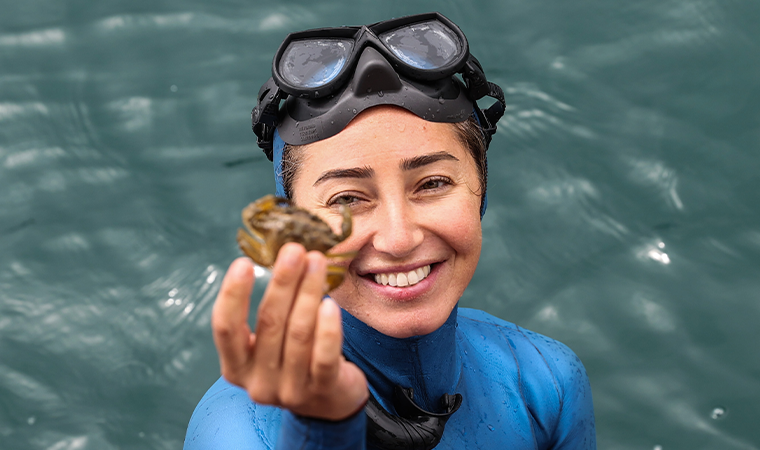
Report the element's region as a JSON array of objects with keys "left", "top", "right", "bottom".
[{"left": 272, "top": 129, "right": 287, "bottom": 198}]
